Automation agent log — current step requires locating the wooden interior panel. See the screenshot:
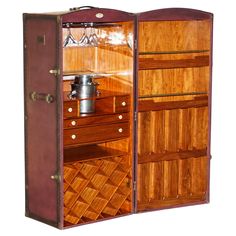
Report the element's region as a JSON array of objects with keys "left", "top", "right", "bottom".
[
  {"left": 63, "top": 47, "right": 96, "bottom": 73},
  {"left": 139, "top": 20, "right": 211, "bottom": 52},
  {"left": 138, "top": 105, "right": 208, "bottom": 155},
  {"left": 63, "top": 22, "right": 133, "bottom": 75},
  {"left": 139, "top": 66, "right": 209, "bottom": 96},
  {"left": 137, "top": 102, "right": 209, "bottom": 211},
  {"left": 137, "top": 156, "right": 209, "bottom": 211},
  {"left": 137, "top": 14, "right": 211, "bottom": 212}
]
